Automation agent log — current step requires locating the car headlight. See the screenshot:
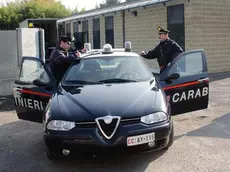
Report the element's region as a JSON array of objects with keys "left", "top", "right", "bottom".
[
  {"left": 47, "top": 120, "right": 75, "bottom": 131},
  {"left": 141, "top": 112, "right": 168, "bottom": 124}
]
